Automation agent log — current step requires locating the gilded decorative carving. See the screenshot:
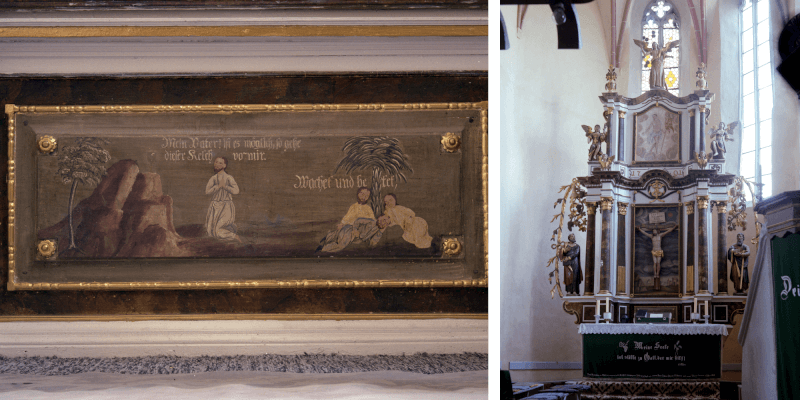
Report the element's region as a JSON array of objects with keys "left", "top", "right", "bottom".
[
  {"left": 37, "top": 135, "right": 57, "bottom": 153},
  {"left": 442, "top": 238, "right": 462, "bottom": 256},
  {"left": 696, "top": 62, "right": 708, "bottom": 90},
  {"left": 600, "top": 197, "right": 614, "bottom": 211},
  {"left": 37, "top": 240, "right": 56, "bottom": 258},
  {"left": 618, "top": 202, "right": 628, "bottom": 215},
  {"left": 440, "top": 132, "right": 461, "bottom": 153},
  {"left": 698, "top": 196, "right": 709, "bottom": 210},
  {"left": 562, "top": 301, "right": 583, "bottom": 324},
  {"left": 685, "top": 201, "right": 695, "bottom": 215},
  {"left": 546, "top": 179, "right": 587, "bottom": 299},
  {"left": 605, "top": 65, "right": 617, "bottom": 92},
  {"left": 695, "top": 151, "right": 711, "bottom": 169},
  {"left": 598, "top": 154, "right": 615, "bottom": 170}
]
